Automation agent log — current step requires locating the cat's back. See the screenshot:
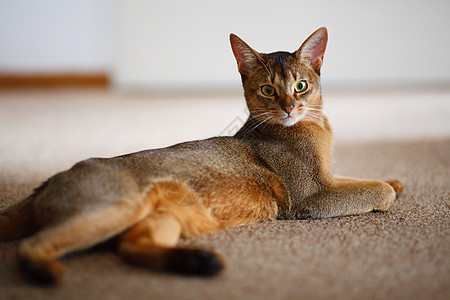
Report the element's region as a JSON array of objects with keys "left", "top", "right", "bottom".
[
  {"left": 113, "top": 136, "right": 267, "bottom": 182},
  {"left": 44, "top": 136, "right": 267, "bottom": 195}
]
